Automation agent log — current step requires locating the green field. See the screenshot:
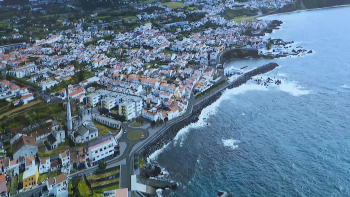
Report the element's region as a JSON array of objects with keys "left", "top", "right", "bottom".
[
  {"left": 233, "top": 15, "right": 256, "bottom": 22},
  {"left": 127, "top": 130, "right": 145, "bottom": 140},
  {"left": 87, "top": 168, "right": 120, "bottom": 180},
  {"left": 162, "top": 2, "right": 187, "bottom": 9},
  {"left": 78, "top": 179, "right": 92, "bottom": 196},
  {"left": 187, "top": 6, "right": 198, "bottom": 11}
]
